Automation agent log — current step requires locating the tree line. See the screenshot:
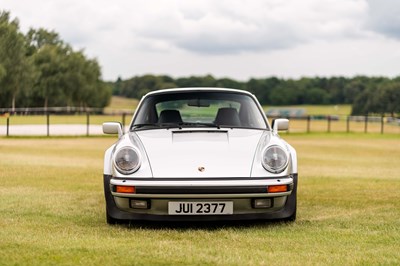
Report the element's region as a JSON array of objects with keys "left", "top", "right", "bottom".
[
  {"left": 1, "top": 11, "right": 399, "bottom": 116},
  {"left": 0, "top": 11, "right": 111, "bottom": 111},
  {"left": 112, "top": 74, "right": 400, "bottom": 116}
]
